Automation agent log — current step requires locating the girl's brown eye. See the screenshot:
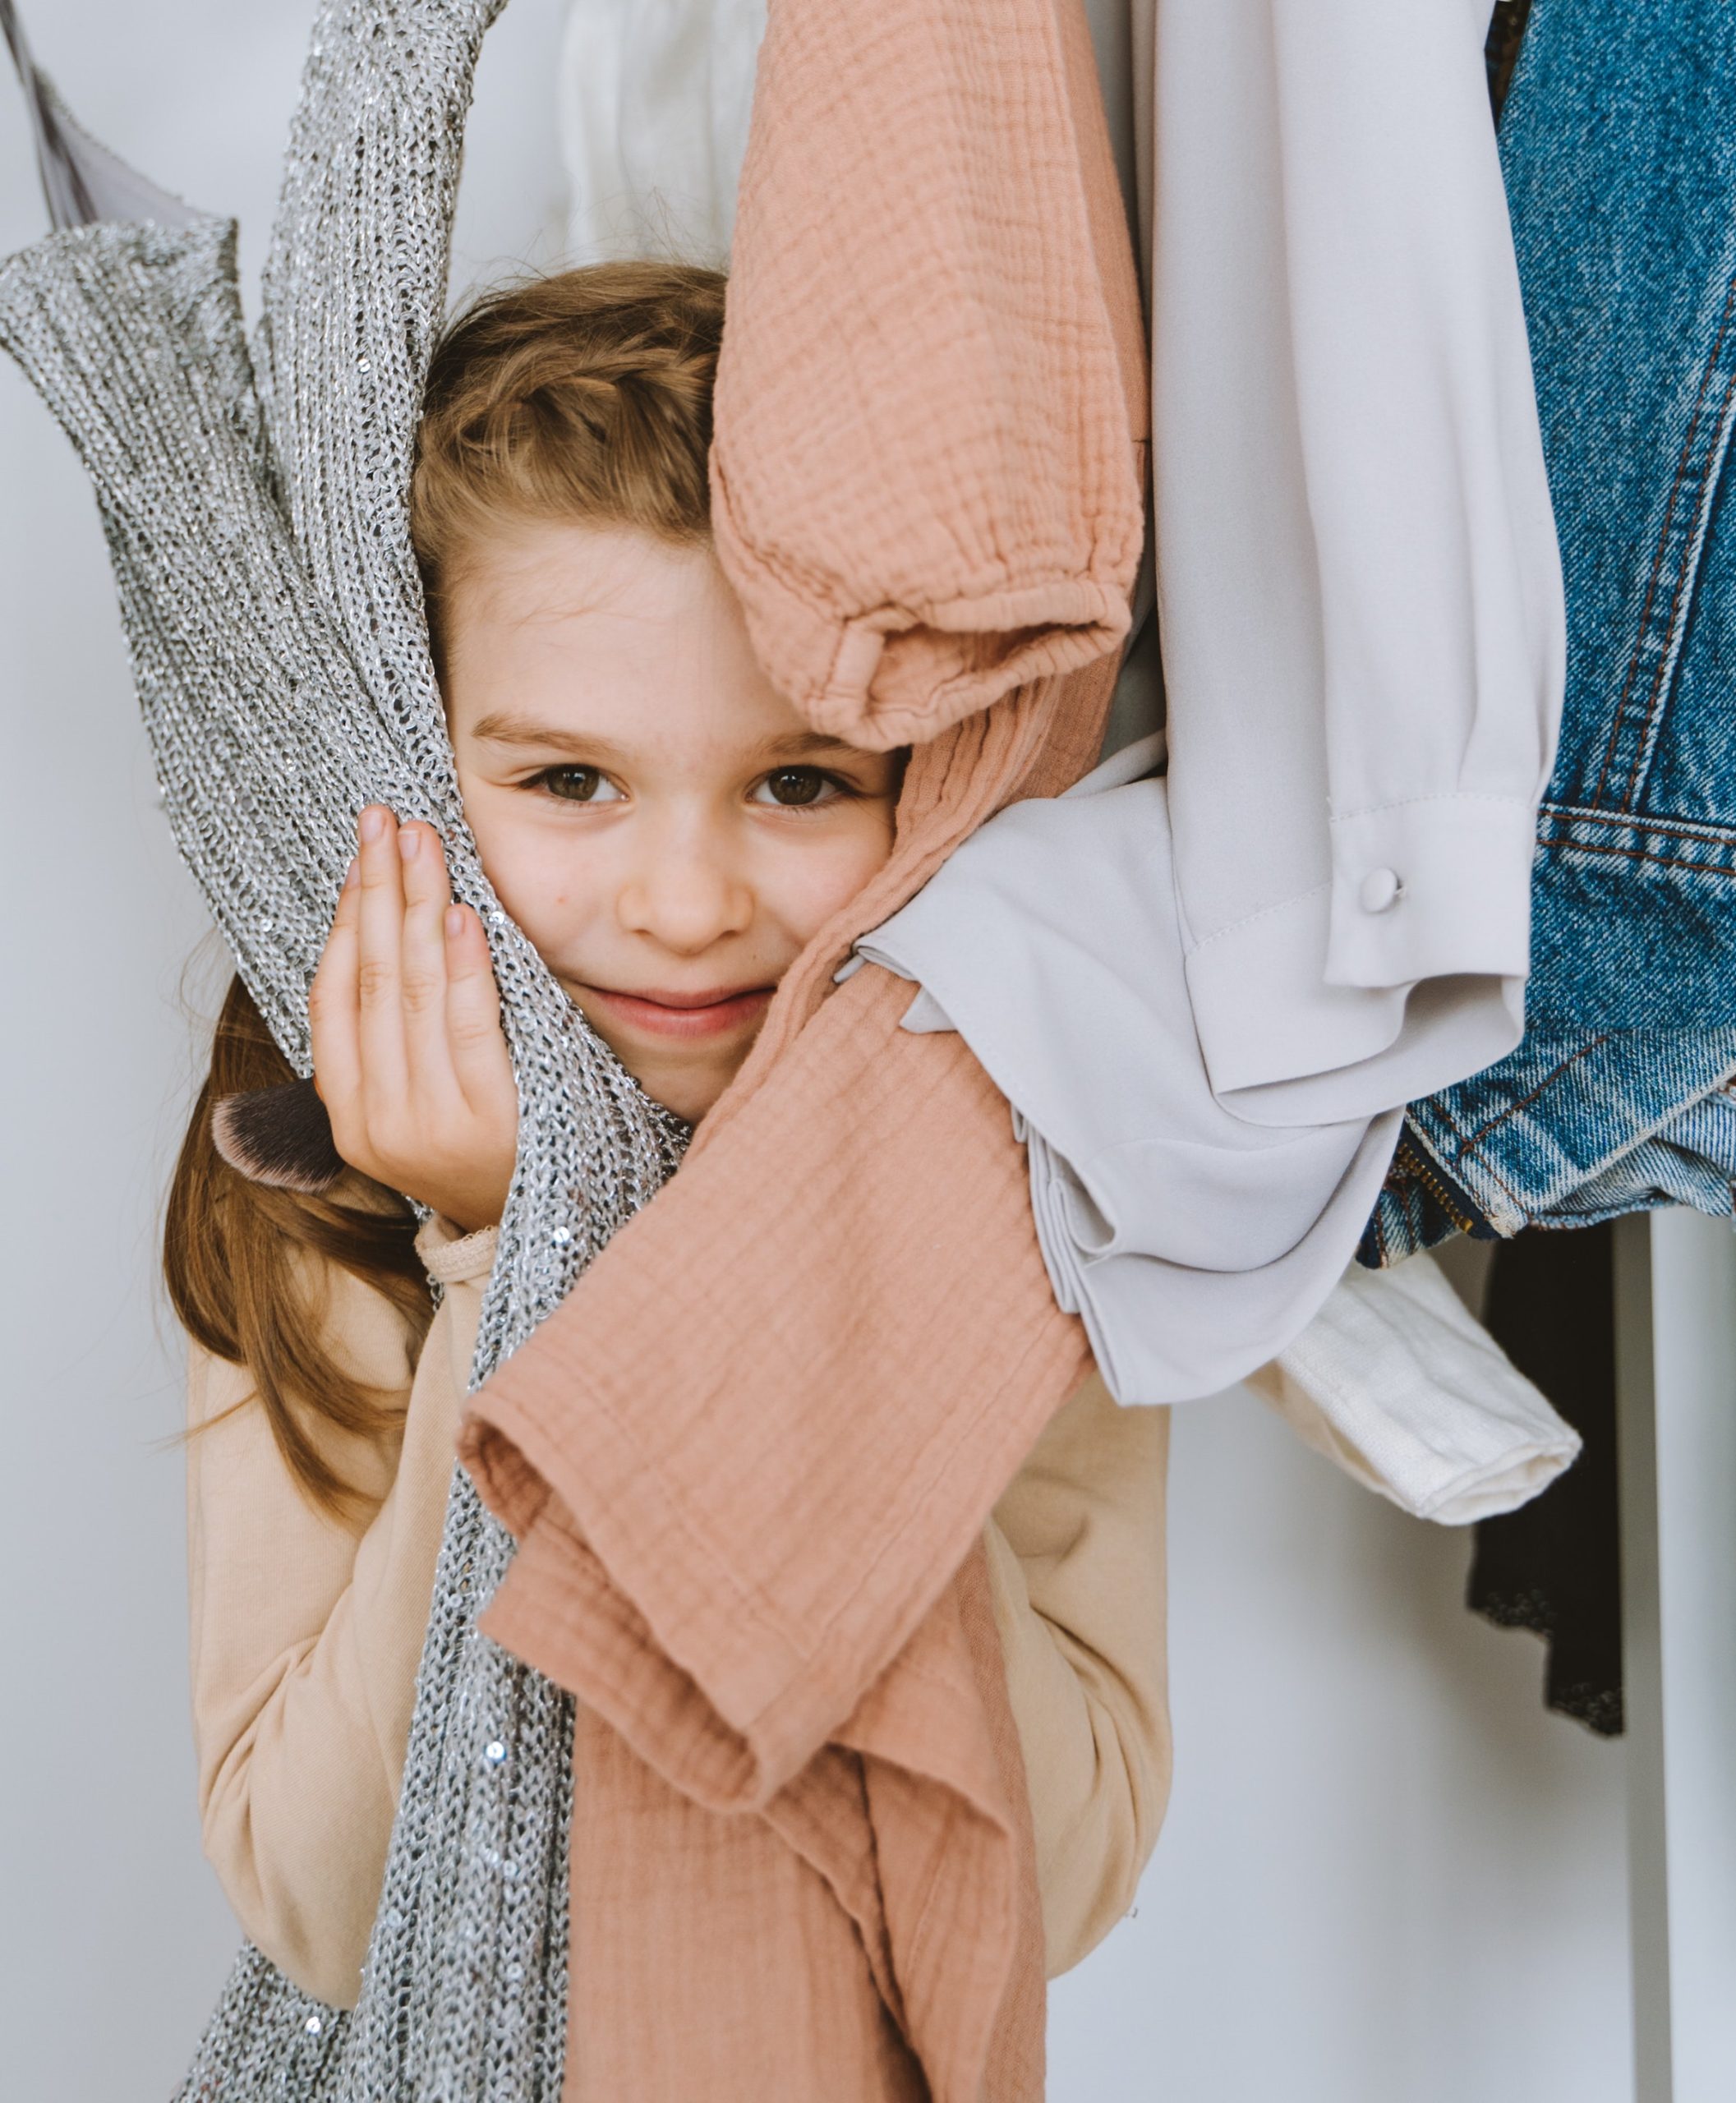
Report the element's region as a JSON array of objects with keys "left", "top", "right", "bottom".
[
  {"left": 542, "top": 766, "right": 610, "bottom": 803},
  {"left": 762, "top": 767, "right": 830, "bottom": 807}
]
